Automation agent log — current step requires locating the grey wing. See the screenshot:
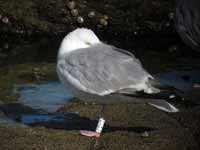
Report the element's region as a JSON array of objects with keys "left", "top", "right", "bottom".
[{"left": 60, "top": 43, "right": 152, "bottom": 95}]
